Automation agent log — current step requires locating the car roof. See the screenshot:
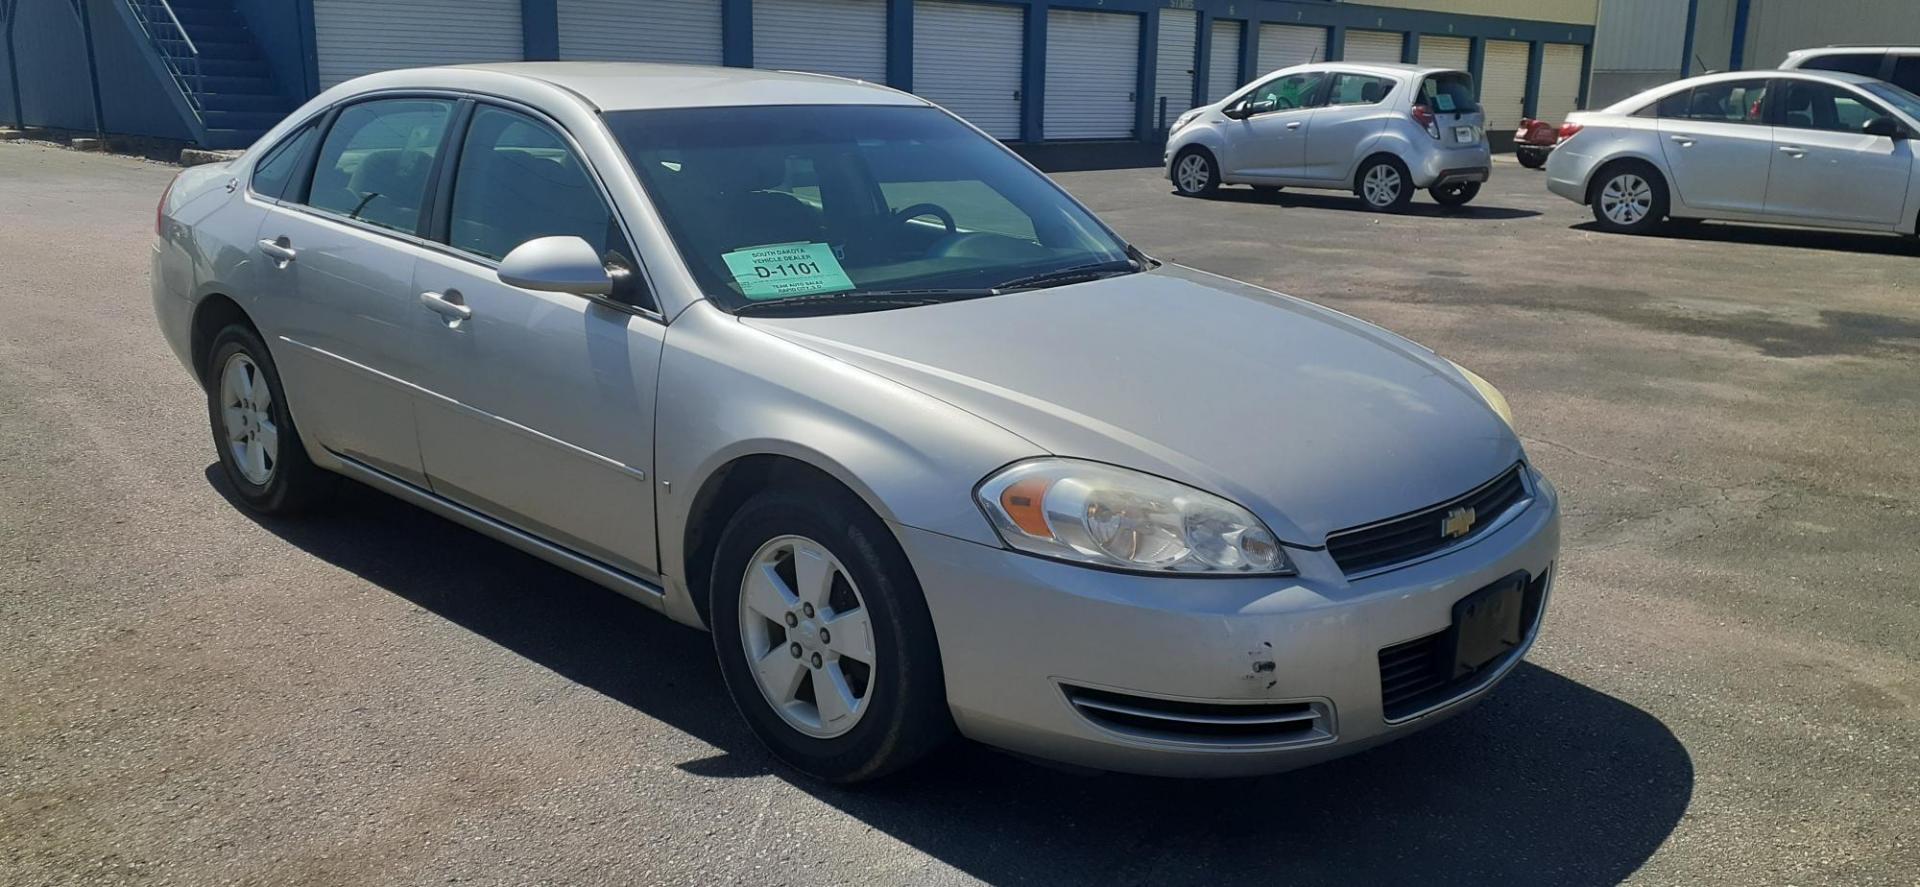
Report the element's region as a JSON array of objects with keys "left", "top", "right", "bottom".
[
  {"left": 343, "top": 61, "right": 930, "bottom": 112},
  {"left": 1595, "top": 68, "right": 1891, "bottom": 114},
  {"left": 1785, "top": 46, "right": 1916, "bottom": 57},
  {"left": 1263, "top": 61, "right": 1454, "bottom": 79}
]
